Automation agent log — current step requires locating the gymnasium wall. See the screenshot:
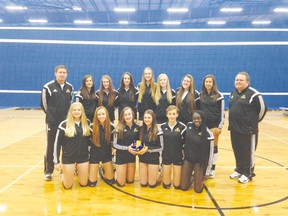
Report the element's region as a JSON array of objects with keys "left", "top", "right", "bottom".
[{"left": 0, "top": 27, "right": 287, "bottom": 109}]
